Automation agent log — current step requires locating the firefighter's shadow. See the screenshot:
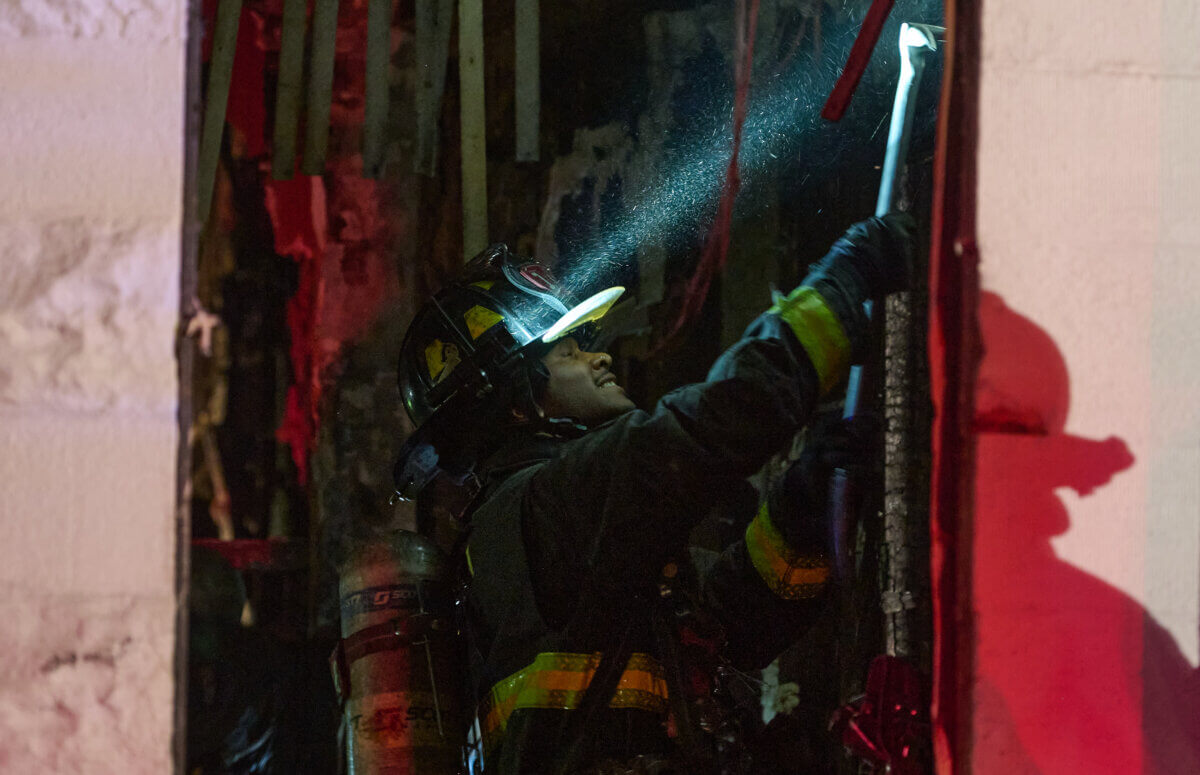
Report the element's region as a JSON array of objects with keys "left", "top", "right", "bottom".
[{"left": 972, "top": 292, "right": 1200, "bottom": 774}]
